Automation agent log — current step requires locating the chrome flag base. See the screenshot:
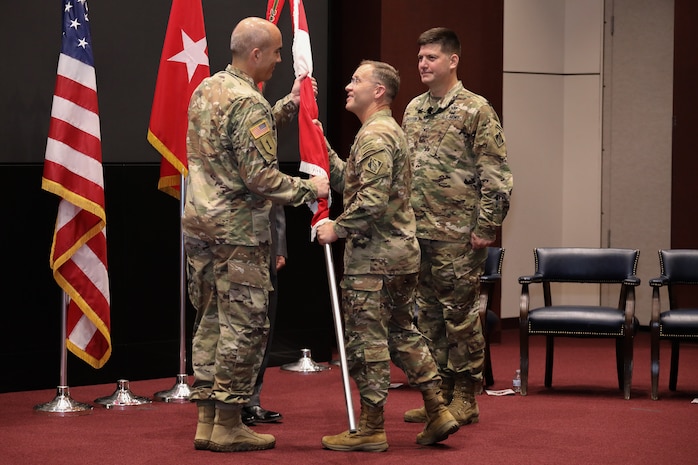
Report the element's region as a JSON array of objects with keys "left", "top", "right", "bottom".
[
  {"left": 34, "top": 386, "right": 93, "bottom": 416},
  {"left": 94, "top": 379, "right": 152, "bottom": 409},
  {"left": 281, "top": 348, "right": 331, "bottom": 373},
  {"left": 153, "top": 373, "right": 192, "bottom": 403}
]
